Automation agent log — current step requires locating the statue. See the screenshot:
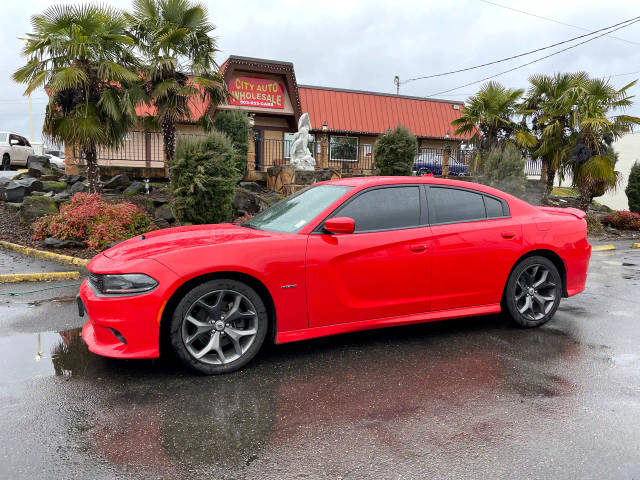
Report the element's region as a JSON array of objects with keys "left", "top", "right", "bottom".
[{"left": 289, "top": 113, "right": 315, "bottom": 171}]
